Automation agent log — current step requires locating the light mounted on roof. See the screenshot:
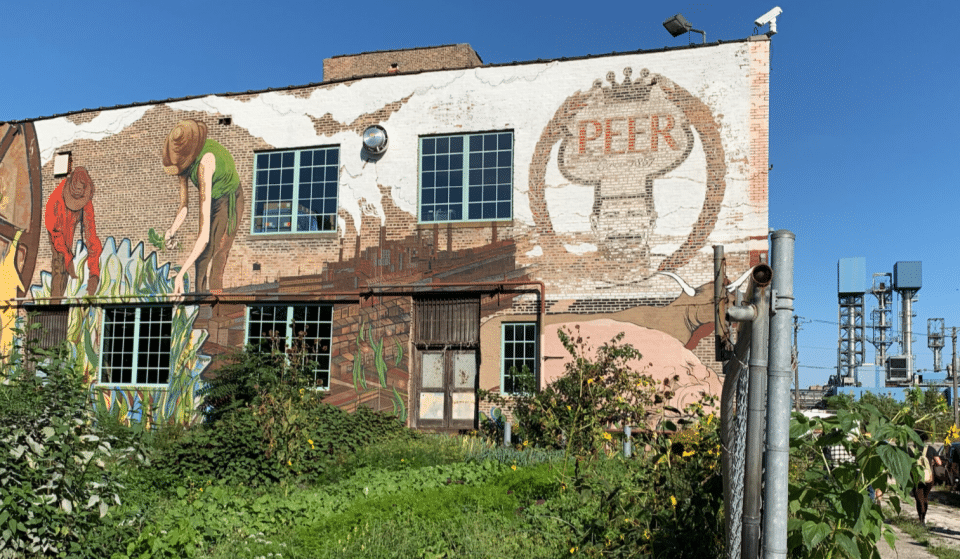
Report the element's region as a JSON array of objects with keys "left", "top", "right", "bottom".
[{"left": 663, "top": 13, "right": 706, "bottom": 44}]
